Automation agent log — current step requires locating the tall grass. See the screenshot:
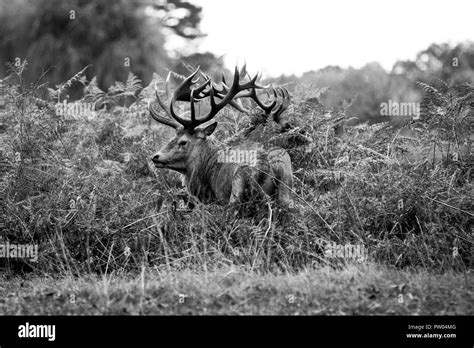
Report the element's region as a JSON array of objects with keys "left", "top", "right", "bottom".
[{"left": 0, "top": 64, "right": 472, "bottom": 275}]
